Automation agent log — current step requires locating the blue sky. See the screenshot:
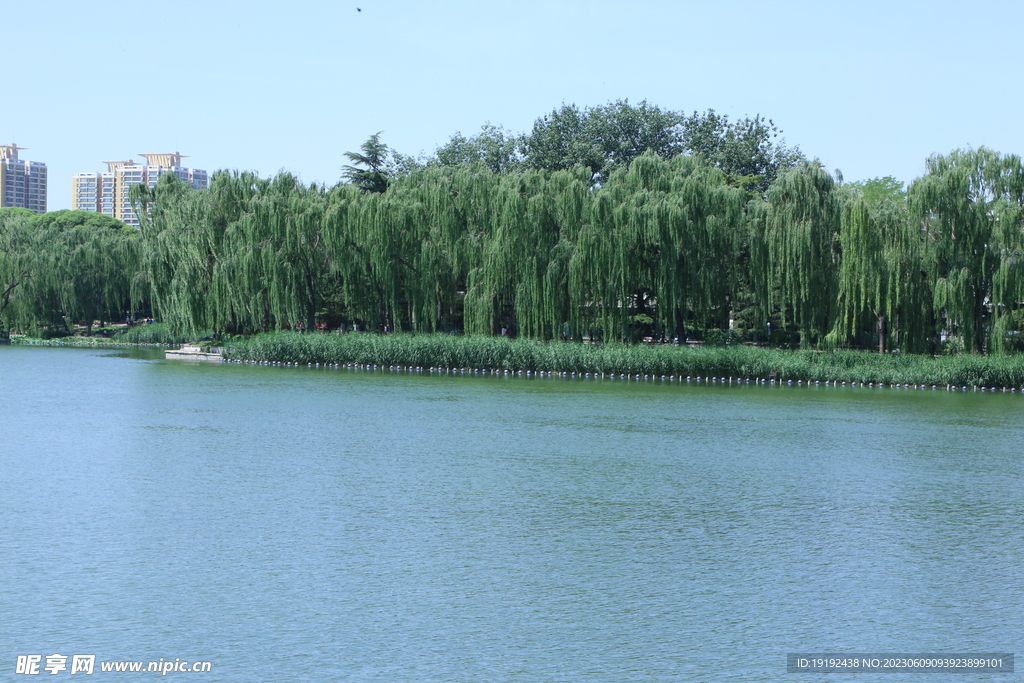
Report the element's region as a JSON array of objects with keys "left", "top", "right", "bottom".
[{"left": 11, "top": 0, "right": 1024, "bottom": 210}]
